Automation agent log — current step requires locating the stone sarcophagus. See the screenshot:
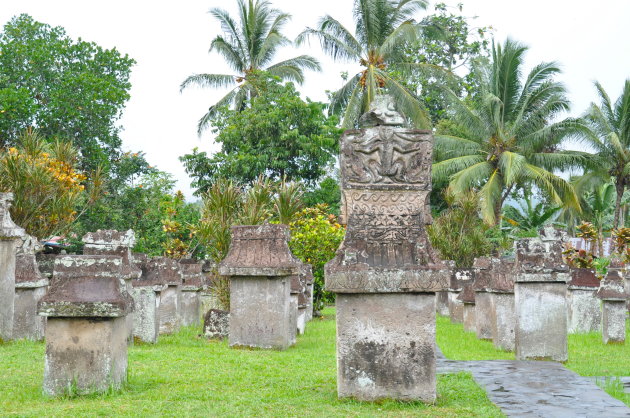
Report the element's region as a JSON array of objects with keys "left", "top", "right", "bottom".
[
  {"left": 14, "top": 234, "right": 48, "bottom": 340},
  {"left": 325, "top": 96, "right": 450, "bottom": 402},
  {"left": 179, "top": 259, "right": 204, "bottom": 327},
  {"left": 596, "top": 270, "right": 628, "bottom": 344},
  {"left": 219, "top": 224, "right": 301, "bottom": 350}
]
